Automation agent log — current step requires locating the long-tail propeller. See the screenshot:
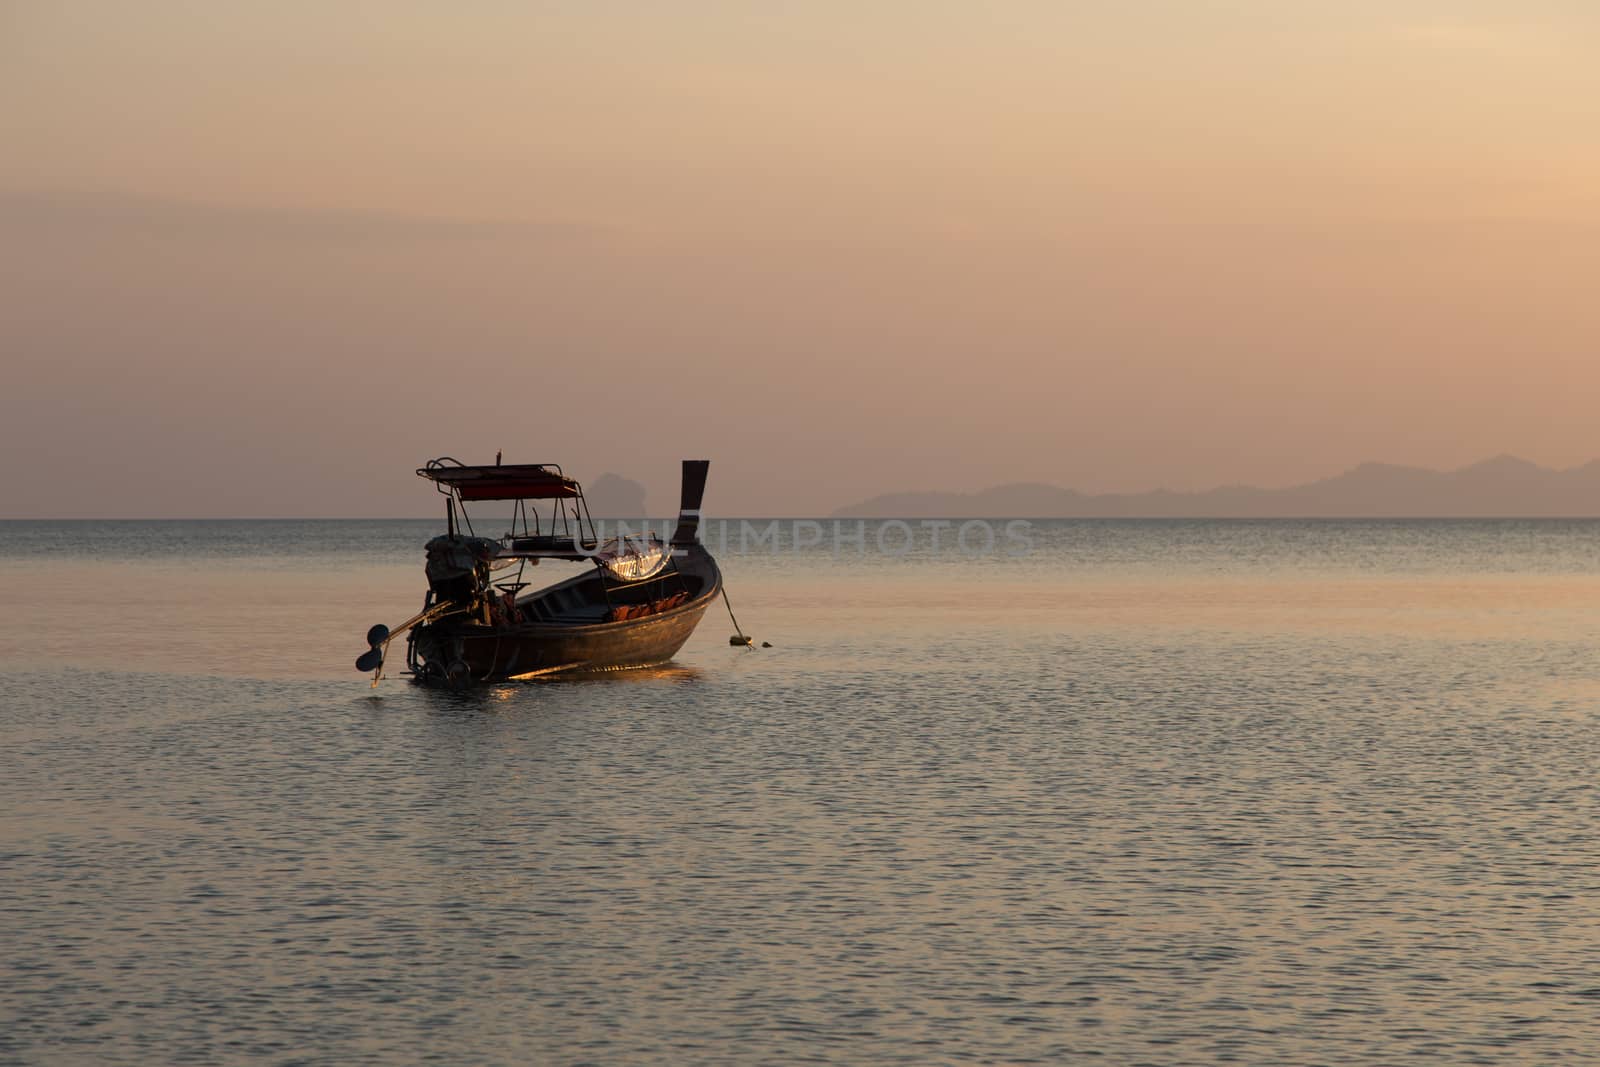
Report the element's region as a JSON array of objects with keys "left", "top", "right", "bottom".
[
  {"left": 355, "top": 624, "right": 389, "bottom": 674},
  {"left": 353, "top": 602, "right": 463, "bottom": 683}
]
